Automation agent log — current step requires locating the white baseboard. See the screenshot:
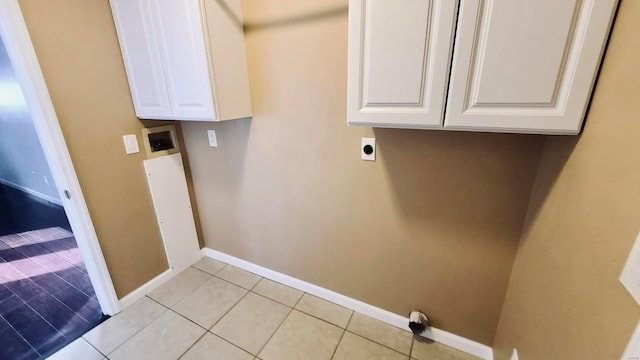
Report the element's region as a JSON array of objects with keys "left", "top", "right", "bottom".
[
  {"left": 0, "top": 178, "right": 62, "bottom": 206},
  {"left": 118, "top": 269, "right": 172, "bottom": 310},
  {"left": 202, "top": 248, "right": 494, "bottom": 360}
]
